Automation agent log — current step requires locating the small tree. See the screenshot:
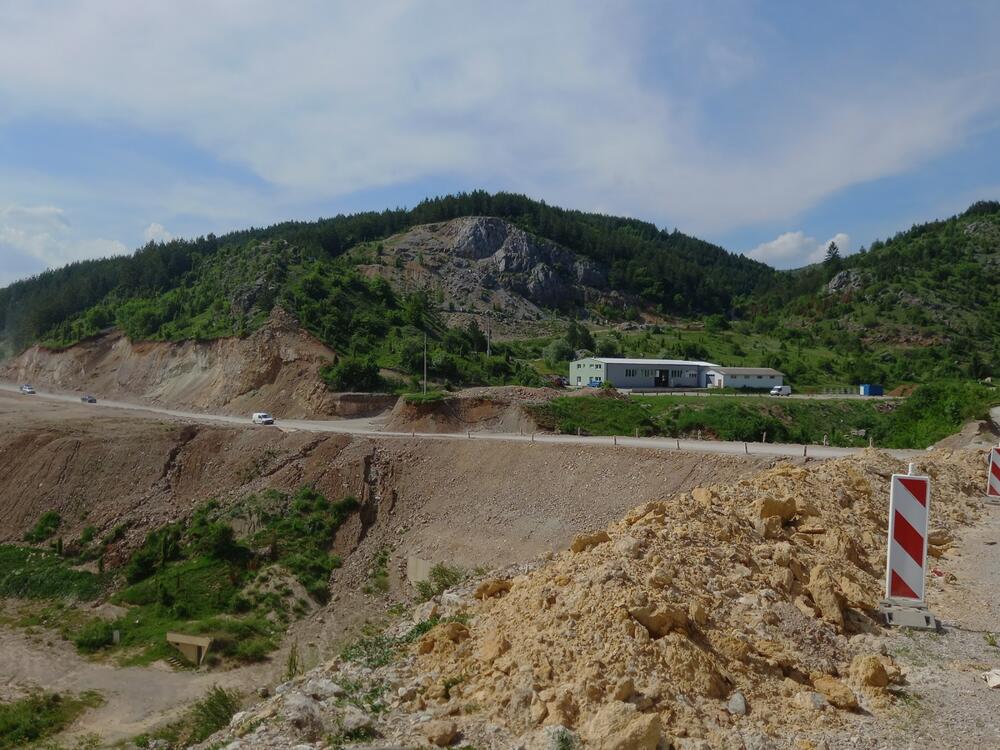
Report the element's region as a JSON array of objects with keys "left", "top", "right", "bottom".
[
  {"left": 824, "top": 241, "right": 841, "bottom": 265},
  {"left": 543, "top": 338, "right": 575, "bottom": 368}
]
